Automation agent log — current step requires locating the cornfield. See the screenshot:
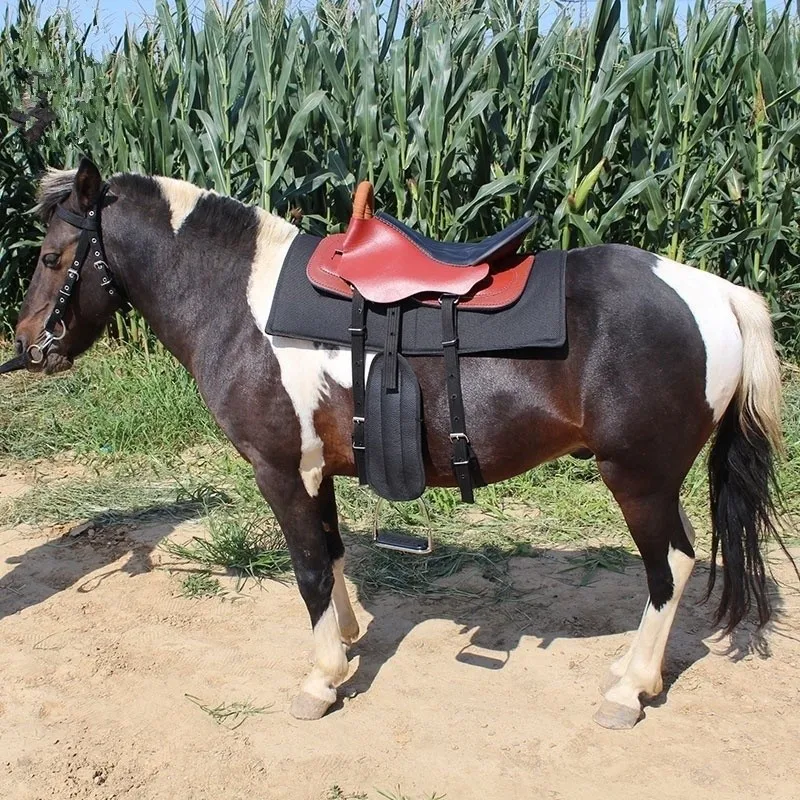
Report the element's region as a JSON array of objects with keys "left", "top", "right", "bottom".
[{"left": 1, "top": 0, "right": 799, "bottom": 351}]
